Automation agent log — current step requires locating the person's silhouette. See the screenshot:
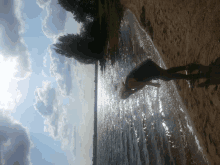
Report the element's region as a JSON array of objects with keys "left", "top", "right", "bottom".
[
  {"left": 120, "top": 57, "right": 220, "bottom": 99},
  {"left": 120, "top": 59, "right": 194, "bottom": 99}
]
